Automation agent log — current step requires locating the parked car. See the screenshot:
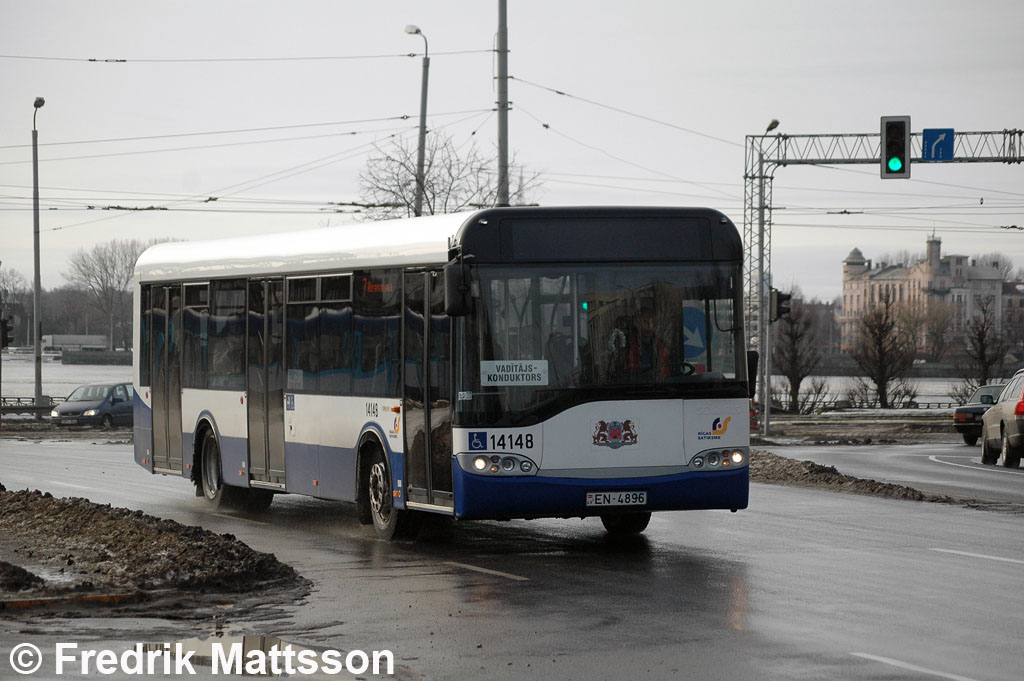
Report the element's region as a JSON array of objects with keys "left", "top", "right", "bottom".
[
  {"left": 980, "top": 371, "right": 1024, "bottom": 467},
  {"left": 50, "top": 382, "right": 133, "bottom": 429},
  {"left": 952, "top": 383, "right": 1005, "bottom": 446}
]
